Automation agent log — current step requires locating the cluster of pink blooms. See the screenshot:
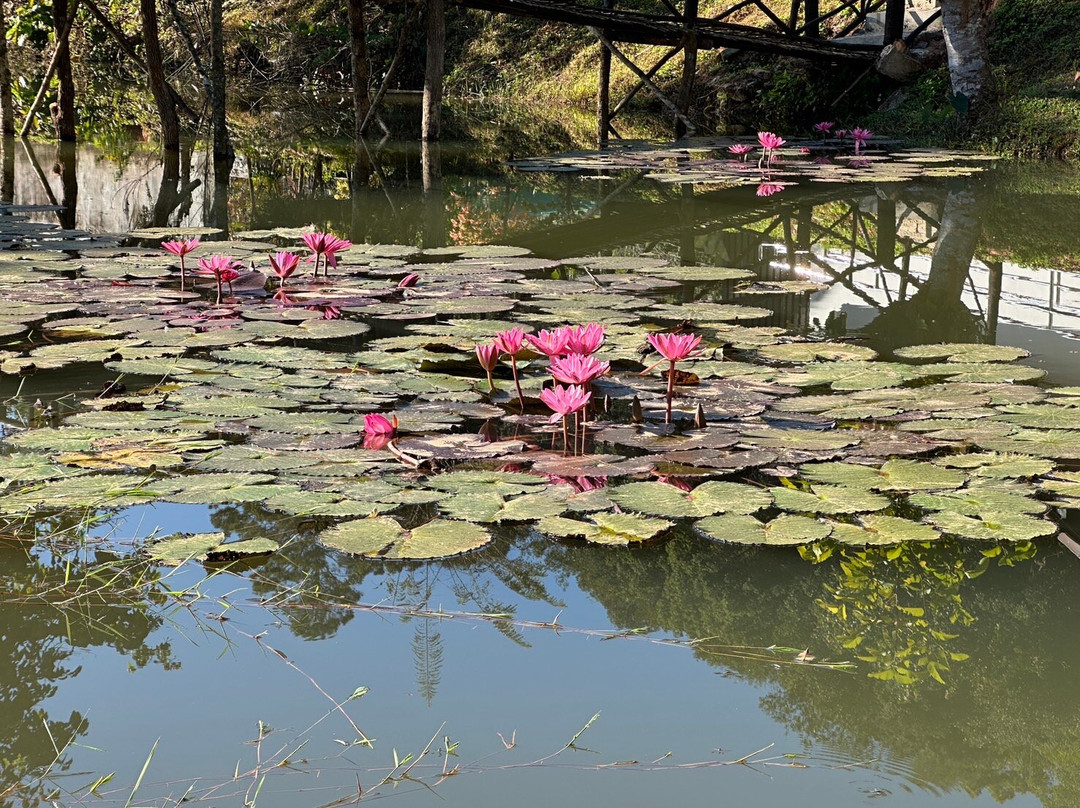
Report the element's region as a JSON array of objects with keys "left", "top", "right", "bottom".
[
  {"left": 478, "top": 323, "right": 610, "bottom": 425},
  {"left": 160, "top": 229, "right": 352, "bottom": 305}
]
